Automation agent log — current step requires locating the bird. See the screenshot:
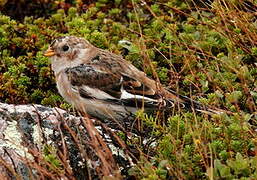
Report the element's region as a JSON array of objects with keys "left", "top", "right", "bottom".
[{"left": 44, "top": 36, "right": 223, "bottom": 121}]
